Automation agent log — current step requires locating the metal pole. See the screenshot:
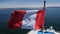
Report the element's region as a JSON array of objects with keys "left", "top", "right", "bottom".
[
  {"left": 42, "top": 0, "right": 46, "bottom": 34},
  {"left": 43, "top": 0, "right": 46, "bottom": 10}
]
